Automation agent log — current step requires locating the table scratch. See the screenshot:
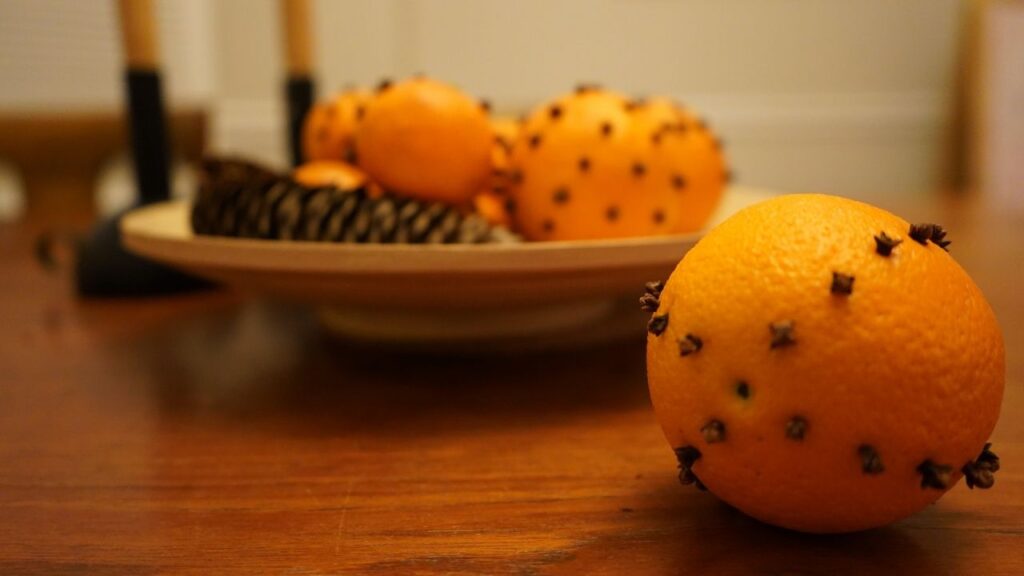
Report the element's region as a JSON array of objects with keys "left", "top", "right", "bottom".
[{"left": 334, "top": 479, "right": 356, "bottom": 555}]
